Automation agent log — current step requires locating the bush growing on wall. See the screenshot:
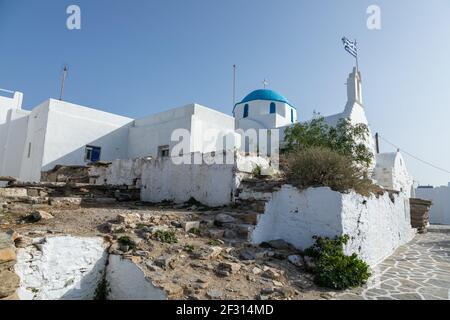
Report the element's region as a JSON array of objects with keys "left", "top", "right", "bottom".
[
  {"left": 305, "top": 235, "right": 371, "bottom": 290},
  {"left": 284, "top": 116, "right": 373, "bottom": 169},
  {"left": 282, "top": 146, "right": 380, "bottom": 196}
]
